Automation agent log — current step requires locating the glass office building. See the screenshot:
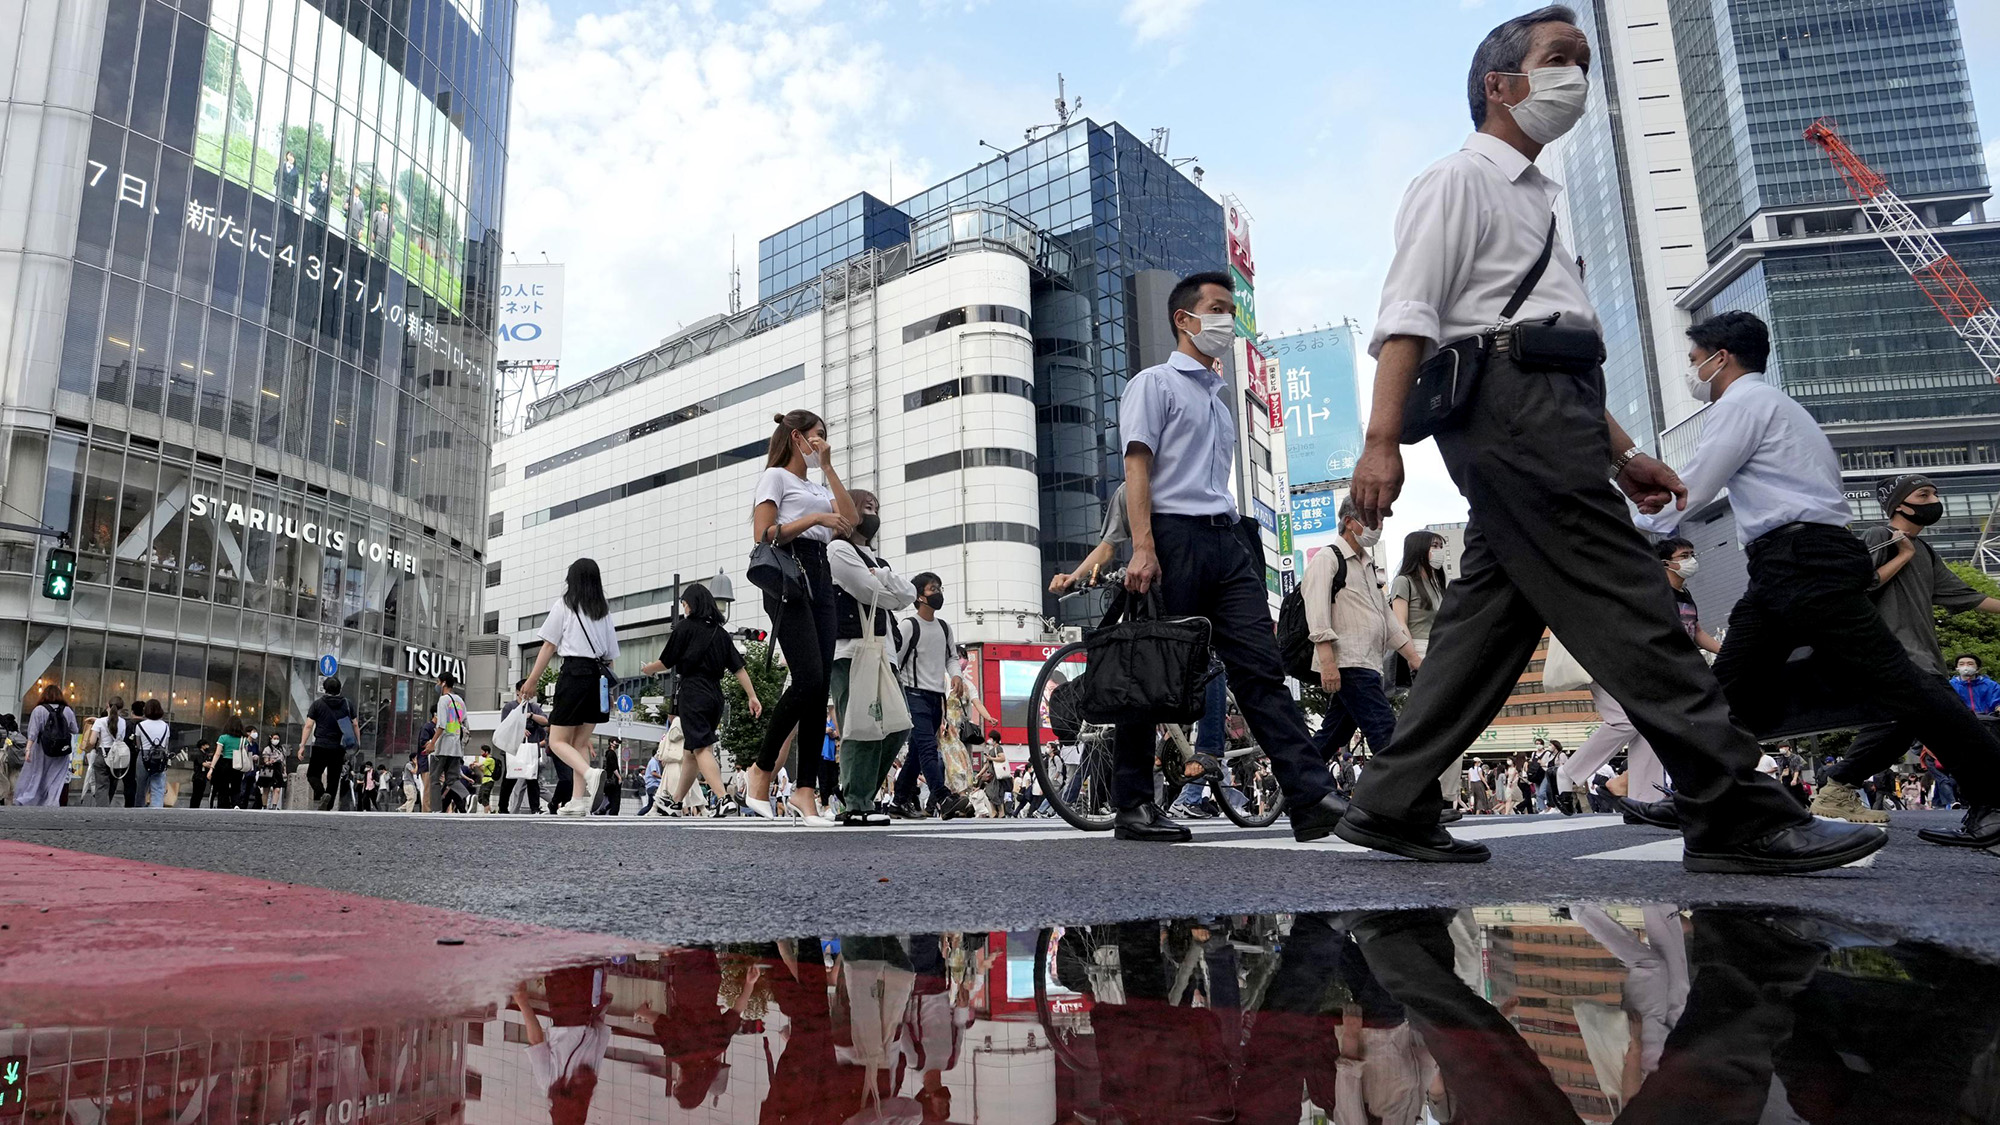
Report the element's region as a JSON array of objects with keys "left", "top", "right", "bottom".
[
  {"left": 0, "top": 0, "right": 514, "bottom": 763},
  {"left": 758, "top": 122, "right": 1222, "bottom": 619},
  {"left": 1669, "top": 0, "right": 1999, "bottom": 561}
]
